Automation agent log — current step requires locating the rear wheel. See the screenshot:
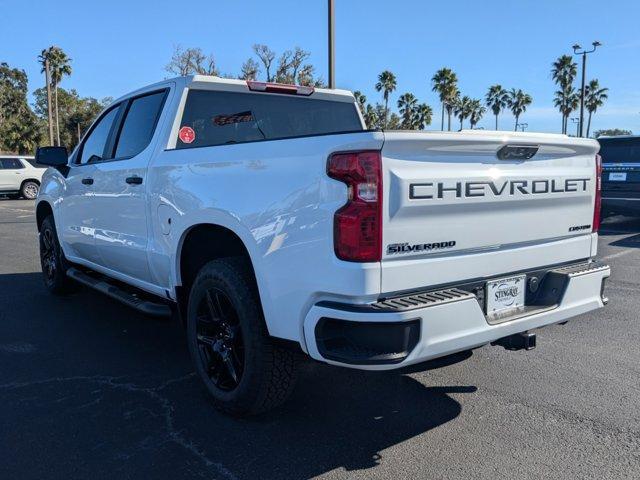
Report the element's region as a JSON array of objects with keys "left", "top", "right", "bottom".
[
  {"left": 21, "top": 181, "right": 39, "bottom": 200},
  {"left": 187, "top": 258, "right": 297, "bottom": 416},
  {"left": 39, "top": 215, "right": 74, "bottom": 294}
]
